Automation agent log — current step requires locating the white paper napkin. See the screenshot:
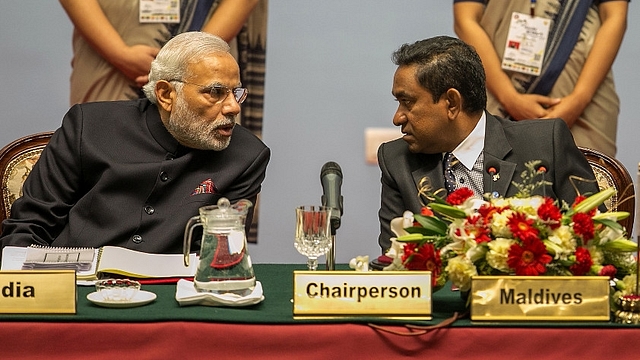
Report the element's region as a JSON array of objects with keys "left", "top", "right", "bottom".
[{"left": 175, "top": 279, "right": 264, "bottom": 307}]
